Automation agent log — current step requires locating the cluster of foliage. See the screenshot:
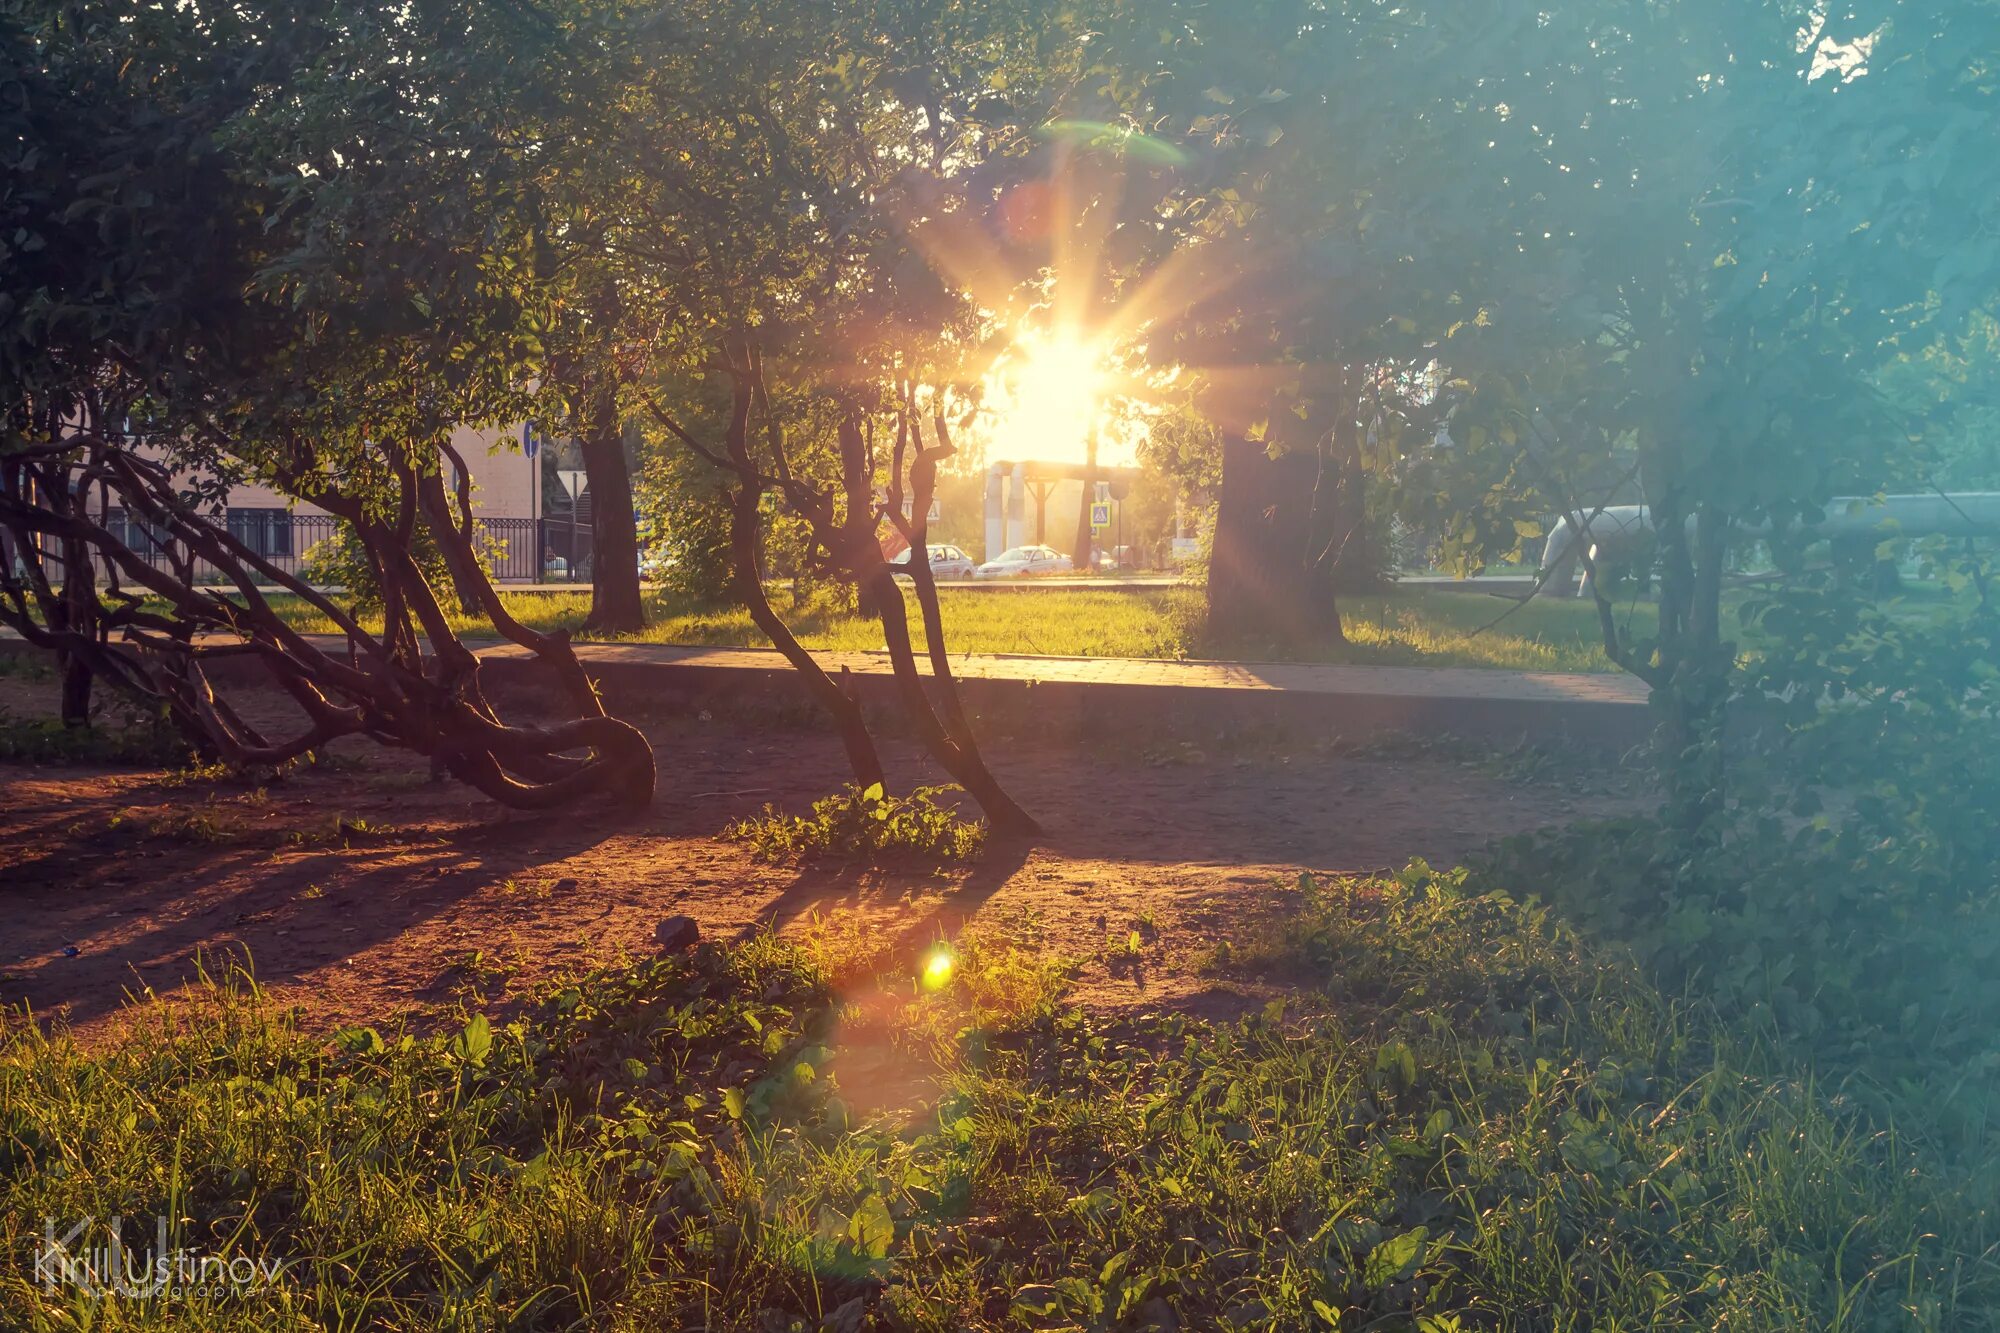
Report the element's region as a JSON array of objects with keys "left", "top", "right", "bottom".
[
  {"left": 729, "top": 782, "right": 986, "bottom": 868},
  {"left": 0, "top": 0, "right": 661, "bottom": 806},
  {"left": 0, "top": 699, "right": 190, "bottom": 767},
  {"left": 297, "top": 517, "right": 498, "bottom": 615},
  {"left": 9, "top": 868, "right": 1995, "bottom": 1329},
  {"left": 1485, "top": 580, "right": 2000, "bottom": 1105}
]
